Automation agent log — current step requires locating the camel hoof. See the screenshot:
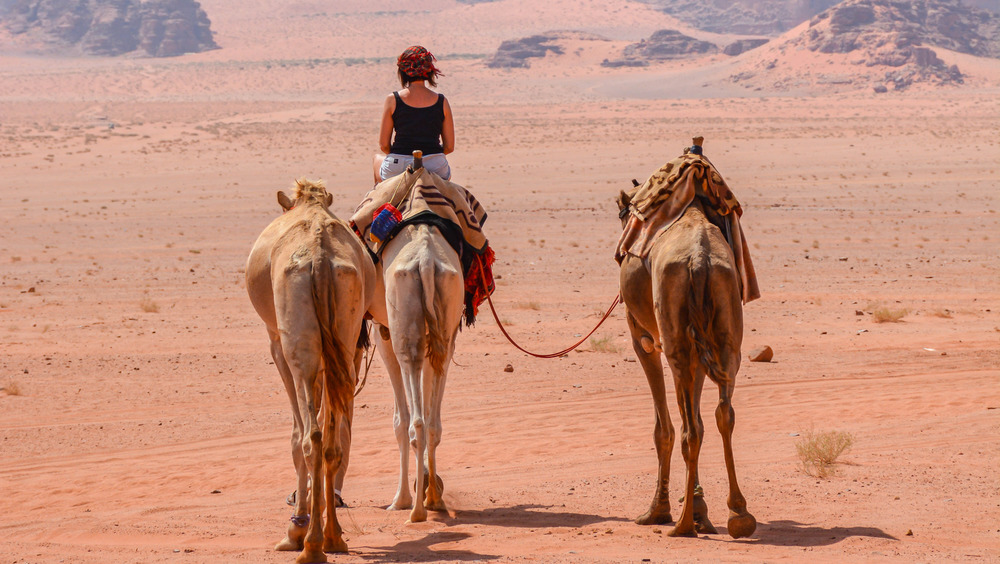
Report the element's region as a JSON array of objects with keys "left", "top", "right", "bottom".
[
  {"left": 667, "top": 526, "right": 698, "bottom": 538},
  {"left": 692, "top": 496, "right": 716, "bottom": 534},
  {"left": 388, "top": 497, "right": 412, "bottom": 511},
  {"left": 334, "top": 493, "right": 346, "bottom": 508},
  {"left": 324, "top": 536, "right": 349, "bottom": 554},
  {"left": 426, "top": 498, "right": 448, "bottom": 512},
  {"left": 275, "top": 537, "right": 303, "bottom": 551},
  {"left": 295, "top": 546, "right": 327, "bottom": 564},
  {"left": 695, "top": 517, "right": 718, "bottom": 535},
  {"left": 728, "top": 513, "right": 757, "bottom": 539},
  {"left": 635, "top": 509, "right": 673, "bottom": 526},
  {"left": 409, "top": 508, "right": 428, "bottom": 523}
]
